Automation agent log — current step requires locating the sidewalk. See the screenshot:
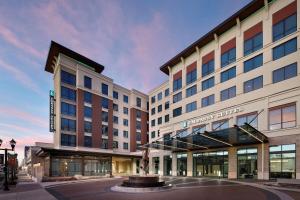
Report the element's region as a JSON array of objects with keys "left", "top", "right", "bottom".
[{"left": 0, "top": 173, "right": 56, "bottom": 200}]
